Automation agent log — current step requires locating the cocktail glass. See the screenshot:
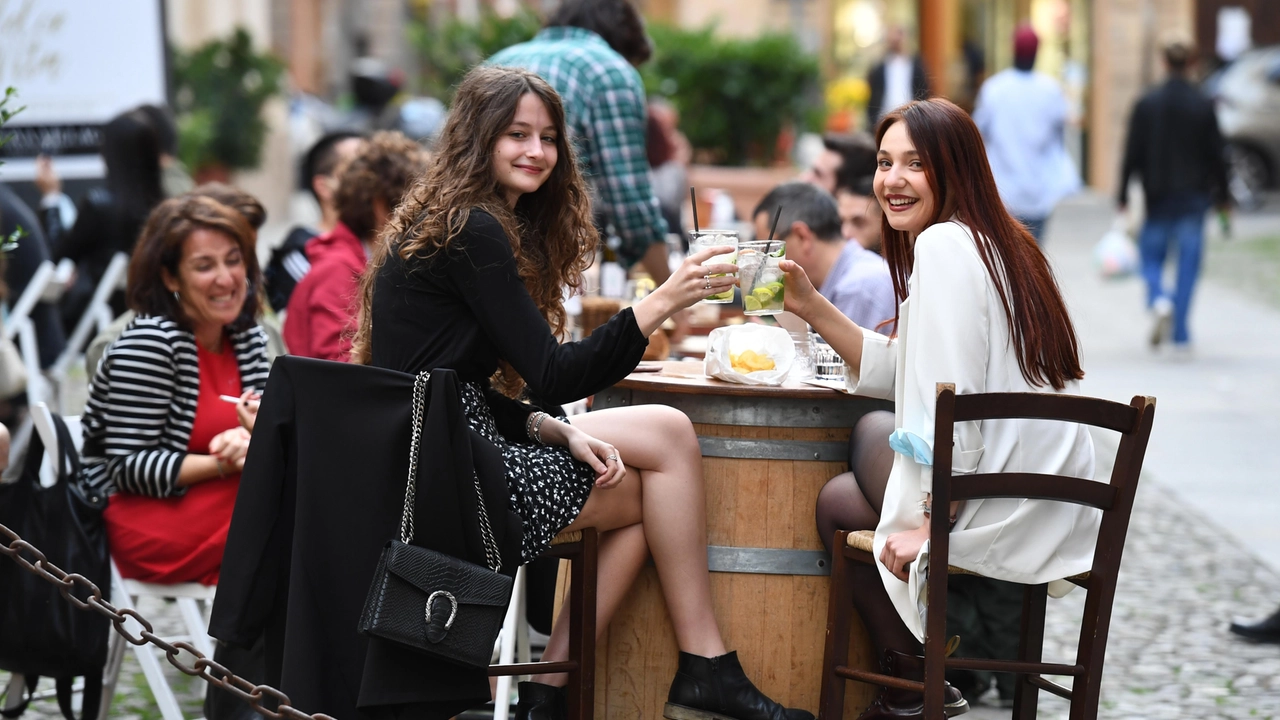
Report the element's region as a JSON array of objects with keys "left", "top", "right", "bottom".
[
  {"left": 689, "top": 229, "right": 739, "bottom": 304},
  {"left": 737, "top": 240, "right": 786, "bottom": 316}
]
